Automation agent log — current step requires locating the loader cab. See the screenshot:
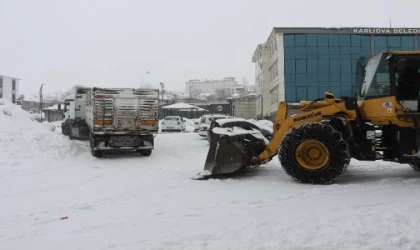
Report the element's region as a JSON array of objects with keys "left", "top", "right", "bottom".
[
  {"left": 358, "top": 51, "right": 420, "bottom": 105},
  {"left": 358, "top": 52, "right": 392, "bottom": 102}
]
